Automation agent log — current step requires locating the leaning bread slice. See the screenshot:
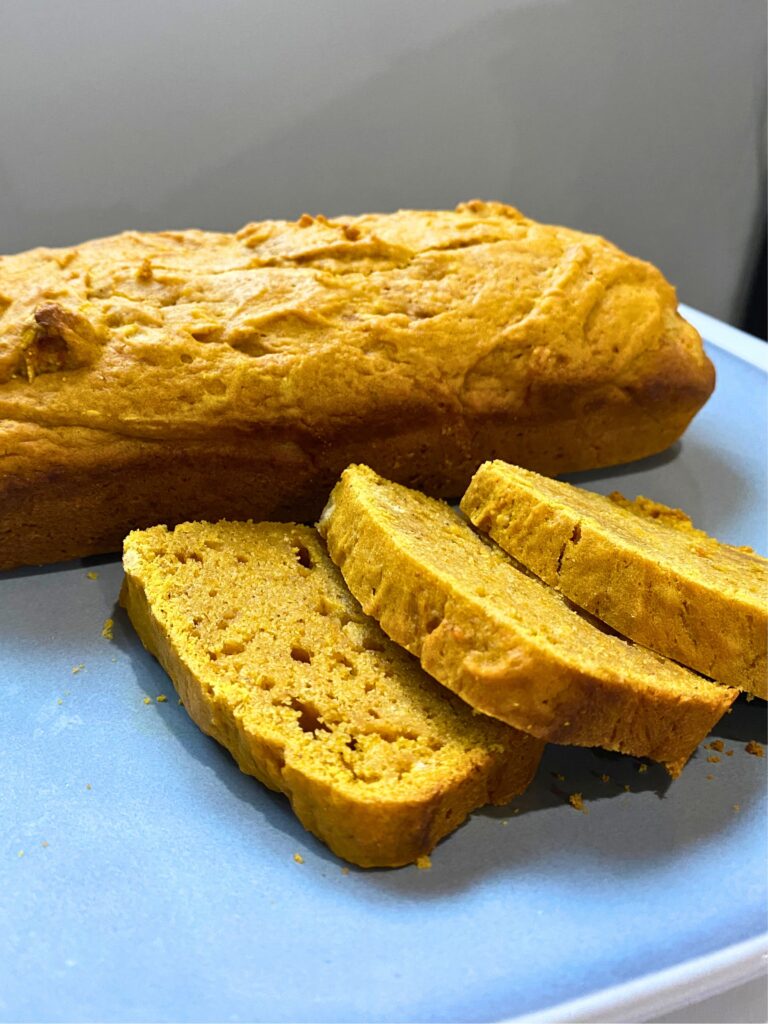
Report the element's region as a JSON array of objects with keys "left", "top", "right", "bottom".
[
  {"left": 461, "top": 461, "right": 767, "bottom": 698},
  {"left": 318, "top": 465, "right": 737, "bottom": 776},
  {"left": 121, "top": 521, "right": 543, "bottom": 868}
]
